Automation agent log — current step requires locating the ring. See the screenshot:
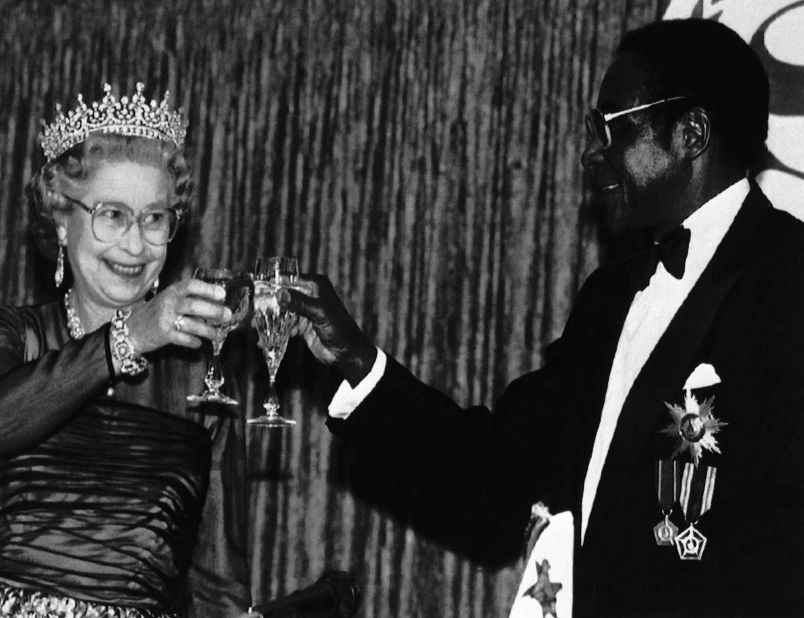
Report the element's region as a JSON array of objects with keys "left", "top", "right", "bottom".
[{"left": 173, "top": 314, "right": 186, "bottom": 332}]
